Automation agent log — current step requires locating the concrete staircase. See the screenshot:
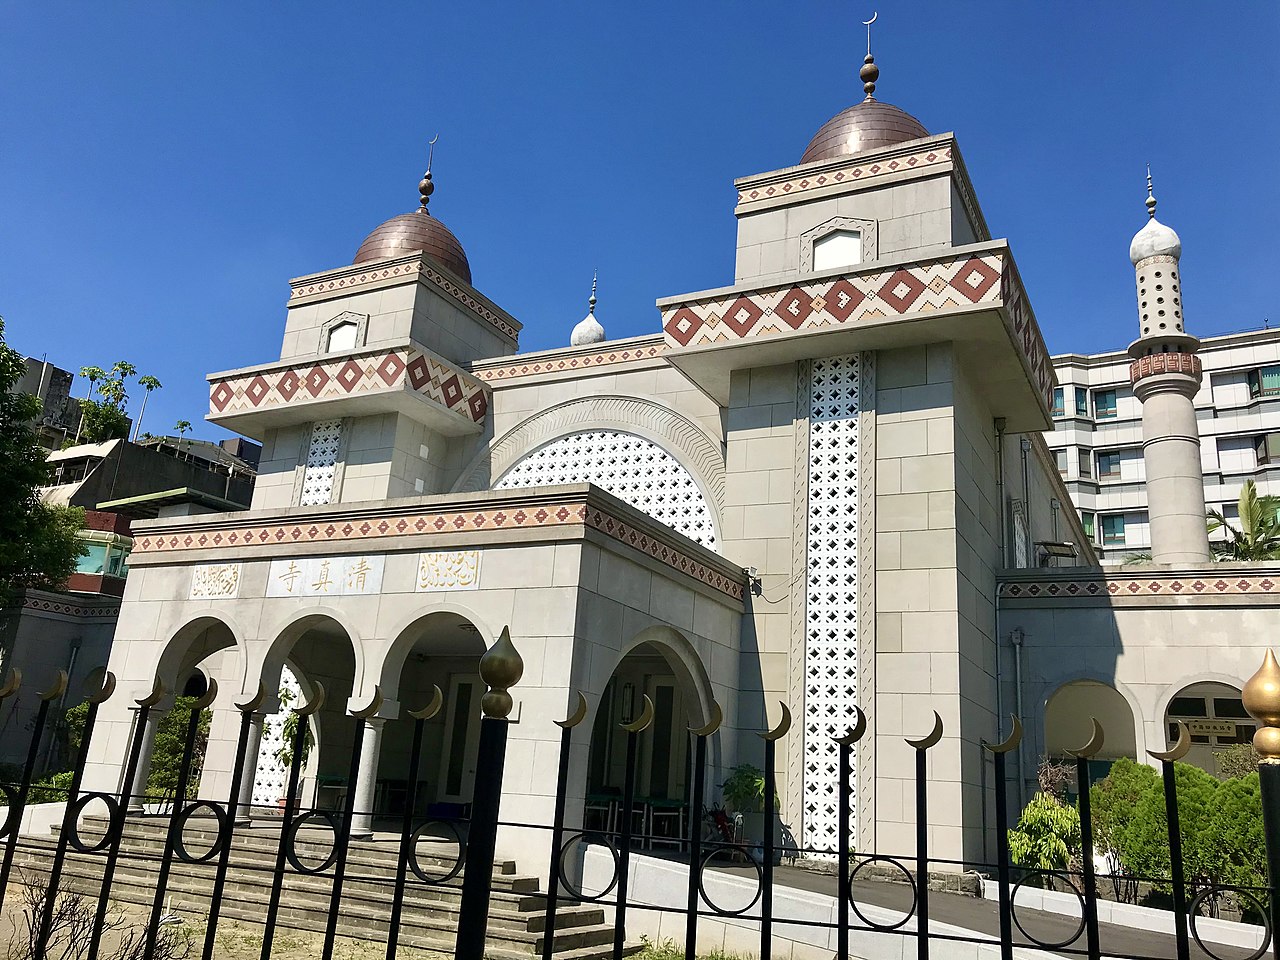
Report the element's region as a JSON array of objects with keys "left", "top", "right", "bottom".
[{"left": 12, "top": 816, "right": 632, "bottom": 959}]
